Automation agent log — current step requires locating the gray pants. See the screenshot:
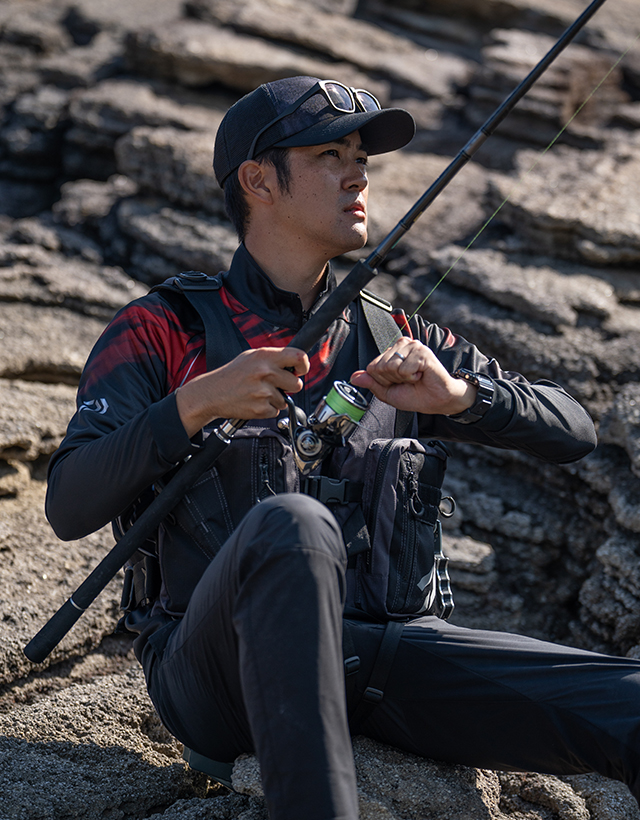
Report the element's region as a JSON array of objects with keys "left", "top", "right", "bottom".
[{"left": 144, "top": 494, "right": 640, "bottom": 820}]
